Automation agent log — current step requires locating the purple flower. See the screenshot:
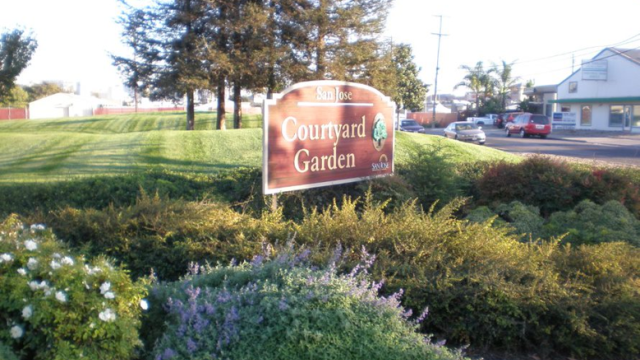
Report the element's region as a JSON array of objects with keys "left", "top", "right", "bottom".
[
  {"left": 186, "top": 338, "right": 198, "bottom": 353},
  {"left": 416, "top": 307, "right": 429, "bottom": 324},
  {"left": 251, "top": 255, "right": 264, "bottom": 267},
  {"left": 162, "top": 348, "right": 177, "bottom": 359},
  {"left": 278, "top": 298, "right": 288, "bottom": 311}
]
